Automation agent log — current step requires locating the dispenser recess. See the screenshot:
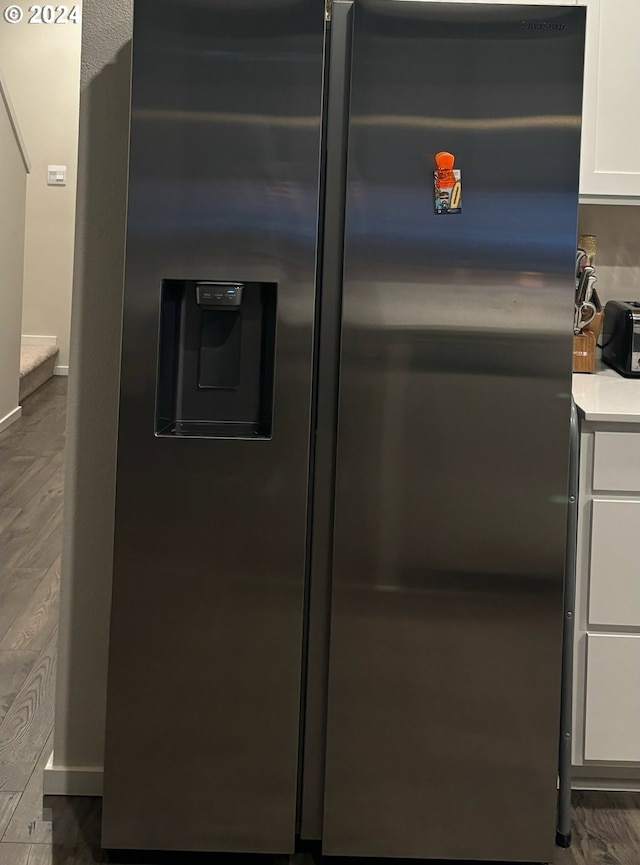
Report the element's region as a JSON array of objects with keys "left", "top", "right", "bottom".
[{"left": 156, "top": 280, "right": 277, "bottom": 438}]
